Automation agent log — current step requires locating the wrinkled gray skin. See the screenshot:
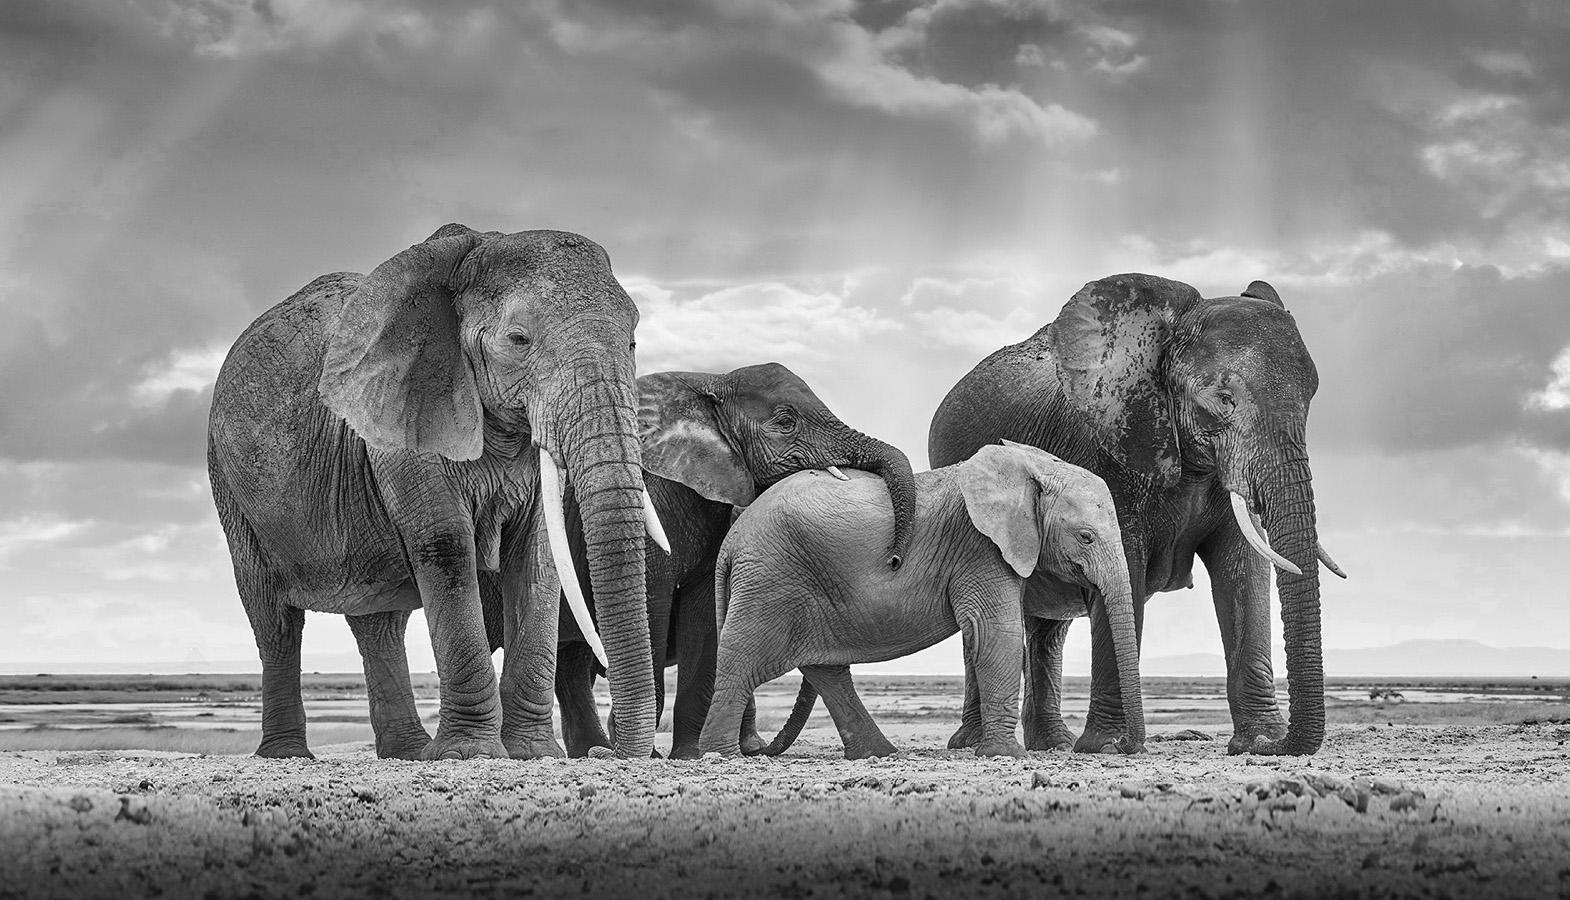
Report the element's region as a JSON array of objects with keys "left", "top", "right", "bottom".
[
  {"left": 480, "top": 363, "right": 917, "bottom": 759},
  {"left": 698, "top": 444, "right": 1144, "bottom": 760},
  {"left": 930, "top": 275, "right": 1333, "bottom": 756},
  {"left": 208, "top": 223, "right": 656, "bottom": 761}
]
